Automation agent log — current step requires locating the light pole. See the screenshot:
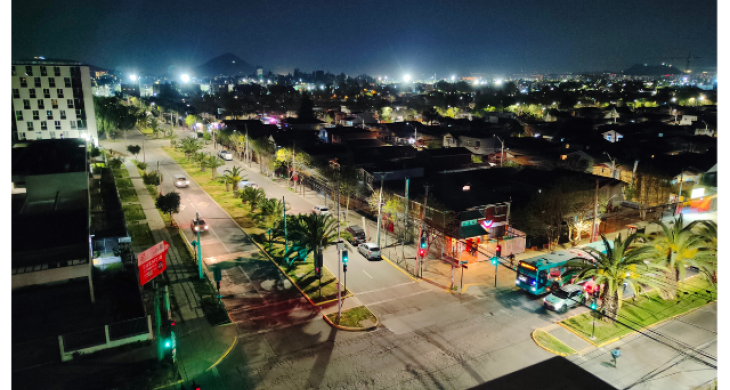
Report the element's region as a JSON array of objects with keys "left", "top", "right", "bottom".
[
  {"left": 495, "top": 135, "right": 505, "bottom": 167},
  {"left": 195, "top": 212, "right": 203, "bottom": 279},
  {"left": 375, "top": 172, "right": 391, "bottom": 249}
]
